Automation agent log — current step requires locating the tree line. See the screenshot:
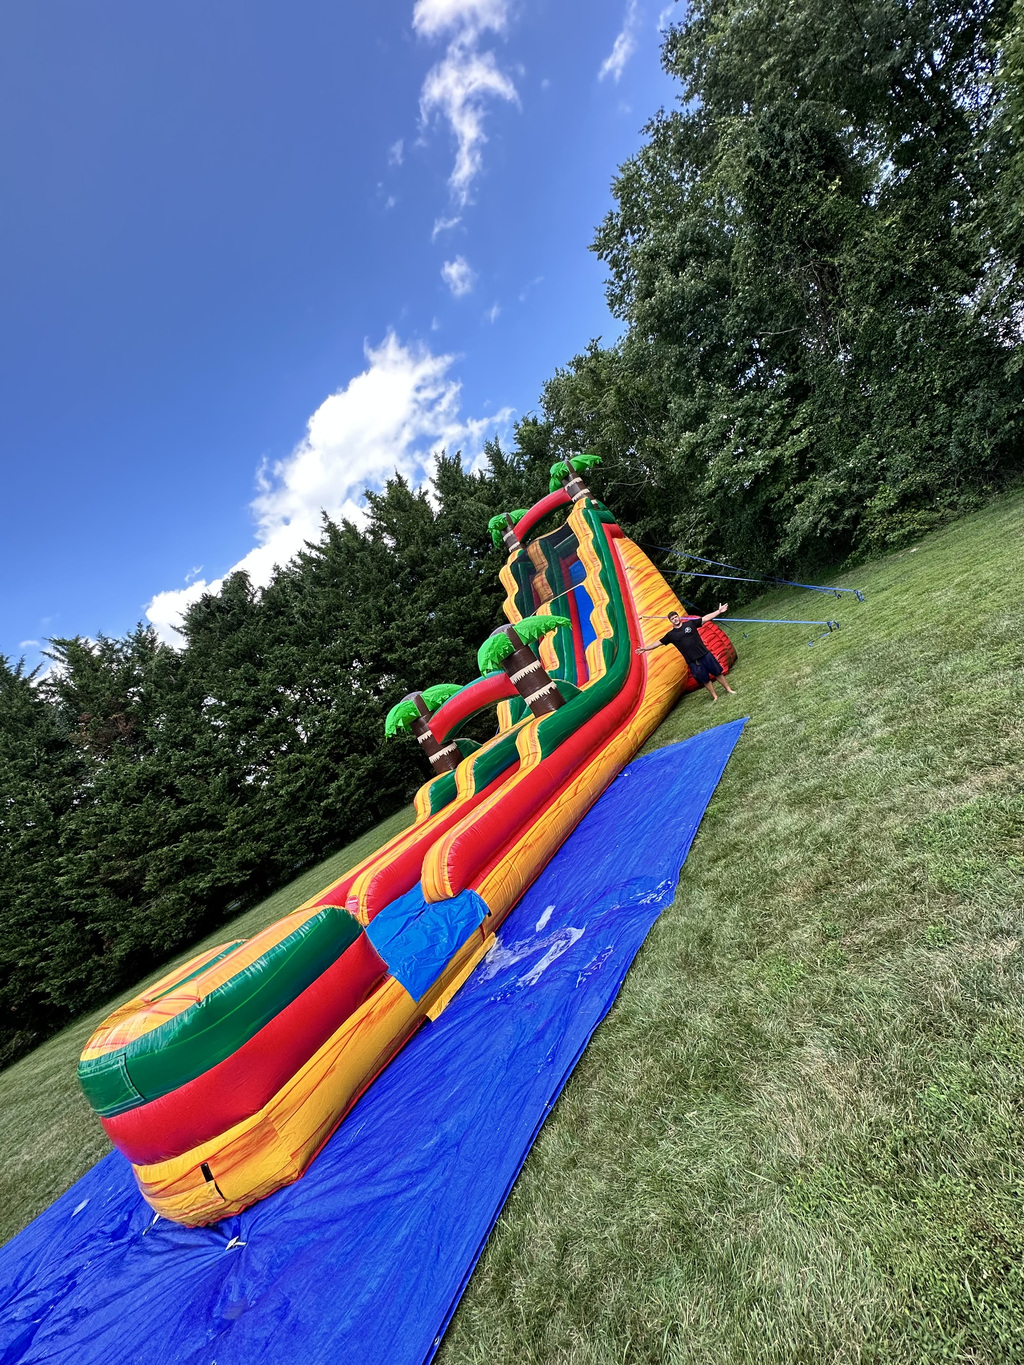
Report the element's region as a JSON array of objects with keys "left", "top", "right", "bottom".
[{"left": 3, "top": 0, "right": 1022, "bottom": 1066}]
